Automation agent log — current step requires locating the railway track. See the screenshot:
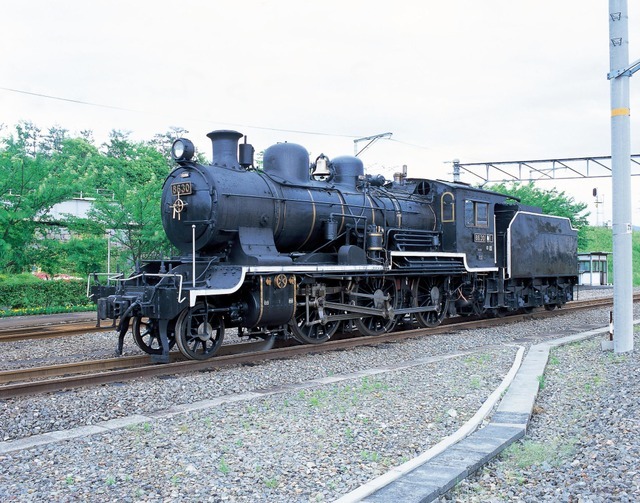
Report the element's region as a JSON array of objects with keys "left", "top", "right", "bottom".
[
  {"left": 0, "top": 320, "right": 113, "bottom": 343},
  {"left": 0, "top": 294, "right": 633, "bottom": 400}
]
